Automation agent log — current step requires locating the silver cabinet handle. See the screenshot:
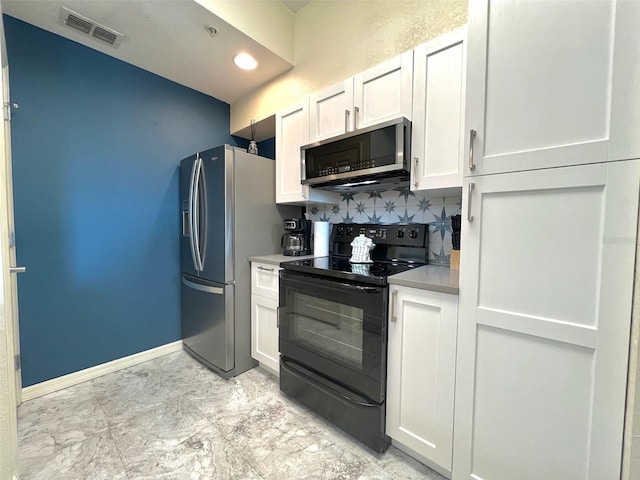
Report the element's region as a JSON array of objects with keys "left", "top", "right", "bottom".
[
  {"left": 353, "top": 106, "right": 360, "bottom": 130},
  {"left": 391, "top": 289, "right": 398, "bottom": 323},
  {"left": 469, "top": 129, "right": 477, "bottom": 171},
  {"left": 9, "top": 266, "right": 26, "bottom": 274},
  {"left": 257, "top": 266, "right": 275, "bottom": 272},
  {"left": 413, "top": 157, "right": 419, "bottom": 188},
  {"left": 344, "top": 109, "right": 350, "bottom": 132},
  {"left": 467, "top": 182, "right": 475, "bottom": 222}
]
